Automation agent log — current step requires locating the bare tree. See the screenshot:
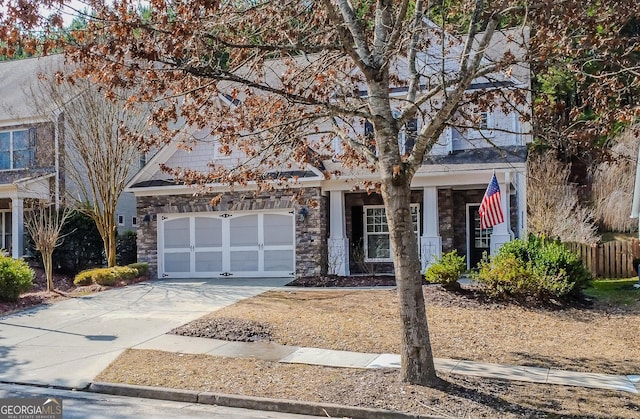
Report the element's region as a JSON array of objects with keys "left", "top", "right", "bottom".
[
  {"left": 31, "top": 72, "right": 148, "bottom": 267},
  {"left": 3, "top": 0, "right": 639, "bottom": 387},
  {"left": 592, "top": 125, "right": 639, "bottom": 233},
  {"left": 24, "top": 200, "right": 72, "bottom": 292},
  {"left": 527, "top": 152, "right": 599, "bottom": 244}
]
